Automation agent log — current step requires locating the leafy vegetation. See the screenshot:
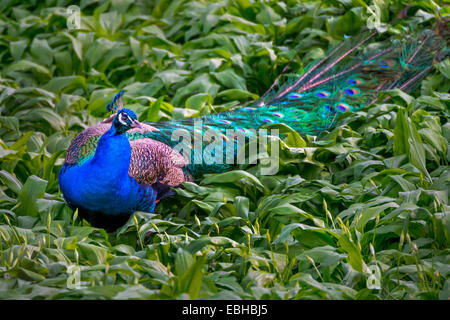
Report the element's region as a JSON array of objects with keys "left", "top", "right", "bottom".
[{"left": 0, "top": 0, "right": 449, "bottom": 300}]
